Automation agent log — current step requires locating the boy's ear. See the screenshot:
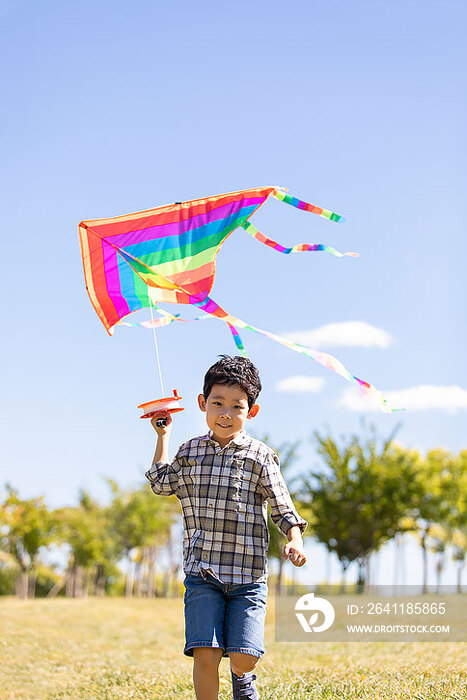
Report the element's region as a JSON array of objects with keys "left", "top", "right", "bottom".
[
  {"left": 198, "top": 394, "right": 207, "bottom": 412},
  {"left": 247, "top": 404, "right": 259, "bottom": 419}
]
